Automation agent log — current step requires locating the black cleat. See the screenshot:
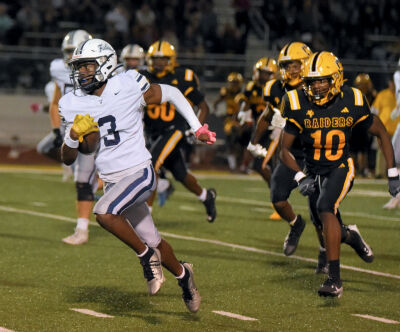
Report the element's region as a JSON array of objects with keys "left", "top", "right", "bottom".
[
  {"left": 346, "top": 225, "right": 374, "bottom": 263},
  {"left": 315, "top": 248, "right": 329, "bottom": 274},
  {"left": 318, "top": 277, "right": 343, "bottom": 298},
  {"left": 283, "top": 215, "right": 305, "bottom": 256},
  {"left": 203, "top": 188, "right": 217, "bottom": 222}
]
